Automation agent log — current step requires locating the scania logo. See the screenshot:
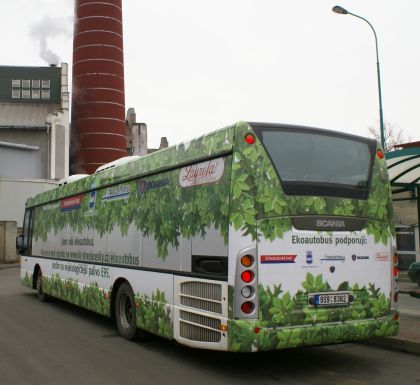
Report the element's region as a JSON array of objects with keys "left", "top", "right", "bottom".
[
  {"left": 352, "top": 254, "right": 370, "bottom": 261},
  {"left": 316, "top": 219, "right": 346, "bottom": 228}
]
